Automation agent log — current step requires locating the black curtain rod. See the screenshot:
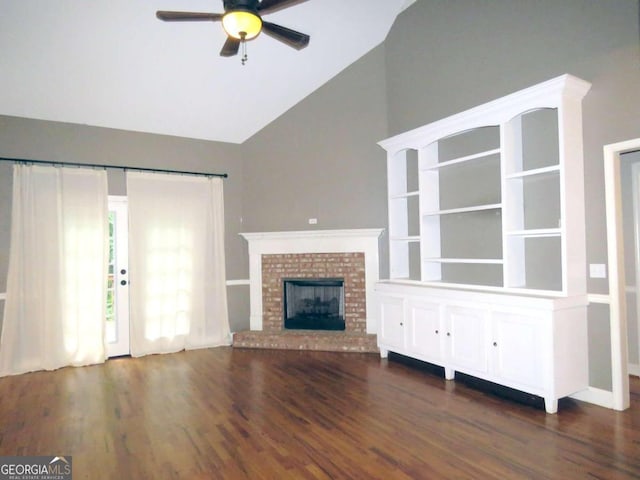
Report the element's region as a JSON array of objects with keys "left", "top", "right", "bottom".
[{"left": 0, "top": 157, "right": 228, "bottom": 179}]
